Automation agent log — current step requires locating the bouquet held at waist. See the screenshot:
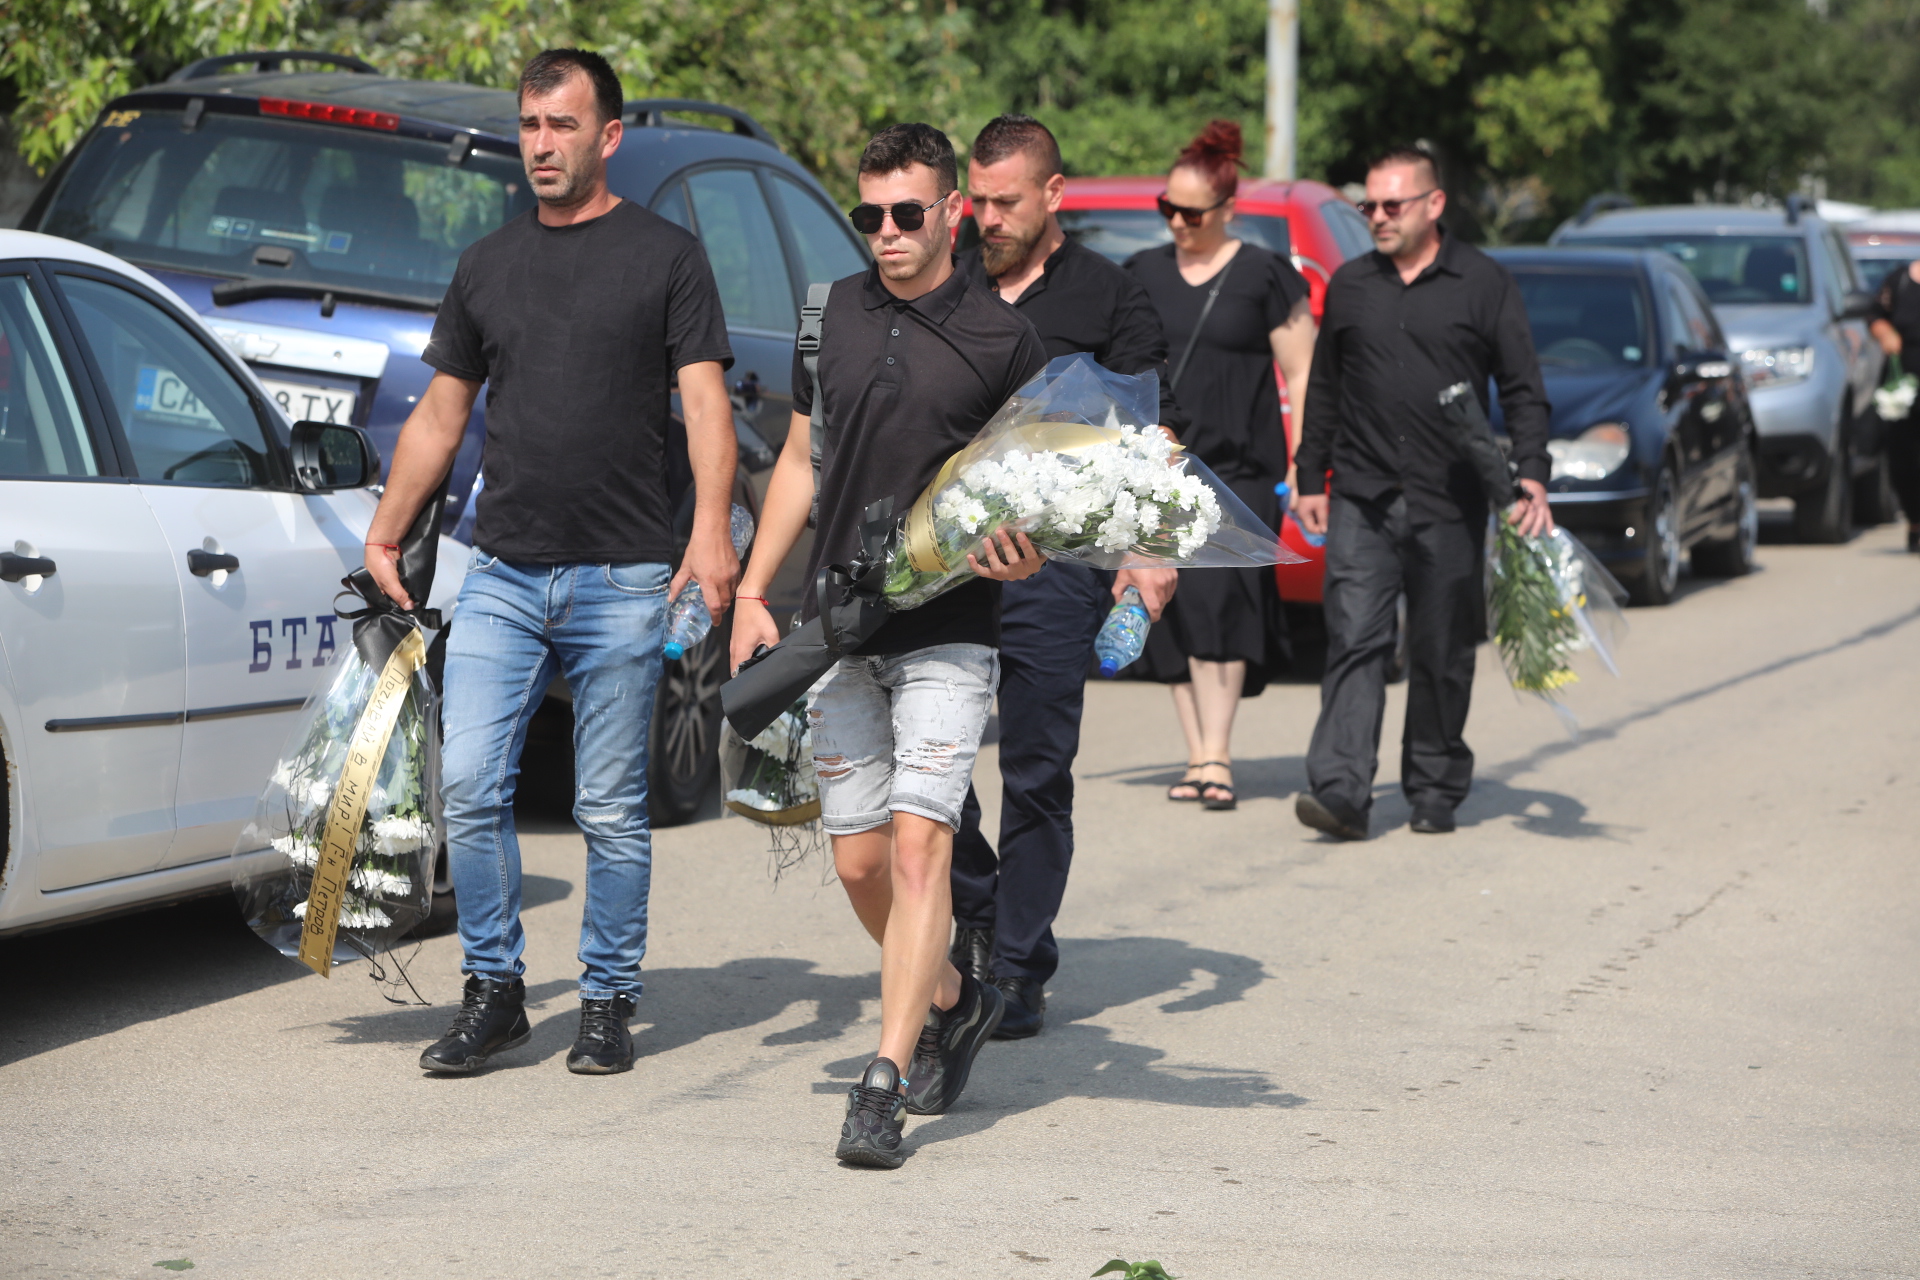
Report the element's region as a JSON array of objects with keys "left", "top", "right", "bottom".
[{"left": 721, "top": 353, "right": 1301, "bottom": 744}]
